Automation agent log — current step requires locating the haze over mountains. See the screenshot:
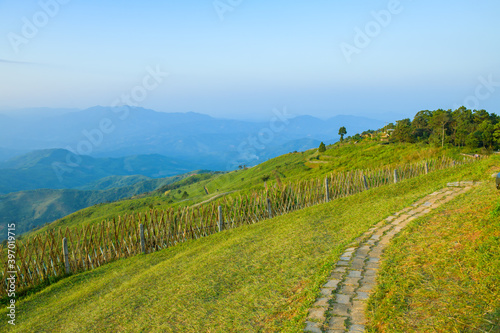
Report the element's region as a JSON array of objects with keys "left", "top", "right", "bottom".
[{"left": 0, "top": 106, "right": 384, "bottom": 172}]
